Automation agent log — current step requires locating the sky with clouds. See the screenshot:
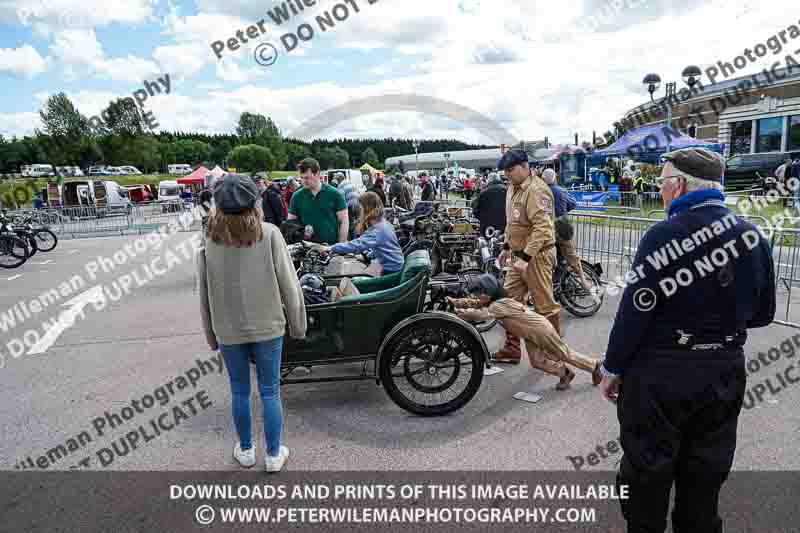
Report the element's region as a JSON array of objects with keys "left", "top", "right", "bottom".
[{"left": 0, "top": 0, "right": 795, "bottom": 148}]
